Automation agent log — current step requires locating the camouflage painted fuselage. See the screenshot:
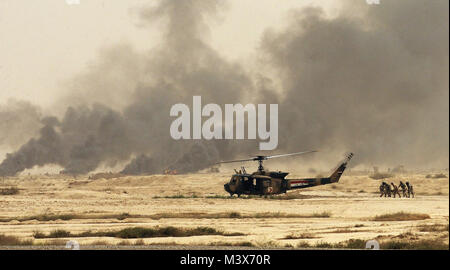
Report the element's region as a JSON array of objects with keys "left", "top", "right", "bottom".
[{"left": 224, "top": 154, "right": 352, "bottom": 196}]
